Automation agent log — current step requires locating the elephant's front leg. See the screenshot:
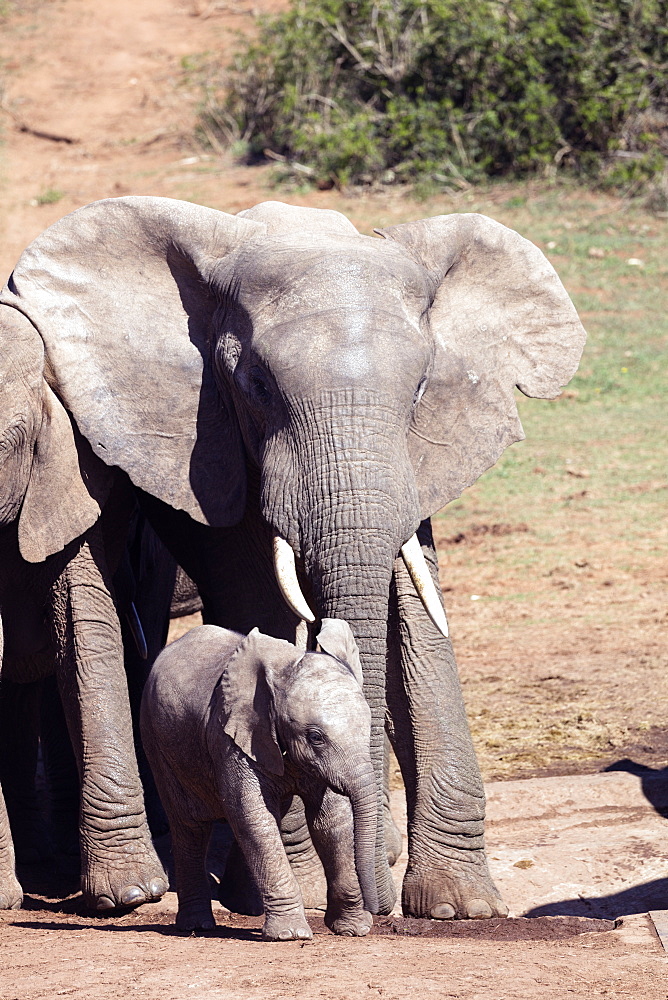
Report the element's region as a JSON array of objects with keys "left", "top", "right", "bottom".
[
  {"left": 225, "top": 785, "right": 312, "bottom": 942},
  {"left": 0, "top": 720, "right": 21, "bottom": 912},
  {"left": 305, "top": 787, "right": 372, "bottom": 937},
  {"left": 50, "top": 533, "right": 167, "bottom": 911},
  {"left": 386, "top": 519, "right": 507, "bottom": 921},
  {"left": 0, "top": 784, "right": 22, "bottom": 910},
  {"left": 0, "top": 619, "right": 23, "bottom": 910}
]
